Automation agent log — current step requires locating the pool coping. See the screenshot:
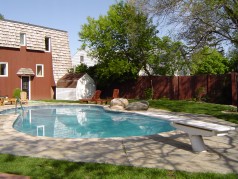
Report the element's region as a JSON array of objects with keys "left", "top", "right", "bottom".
[{"left": 0, "top": 102, "right": 238, "bottom": 174}]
